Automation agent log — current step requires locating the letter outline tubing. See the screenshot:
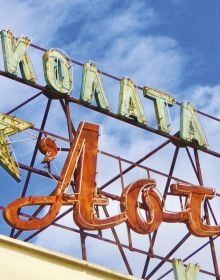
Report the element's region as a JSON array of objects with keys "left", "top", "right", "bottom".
[
  {"left": 43, "top": 48, "right": 73, "bottom": 97},
  {"left": 172, "top": 259, "right": 200, "bottom": 280},
  {"left": 171, "top": 183, "right": 220, "bottom": 237},
  {"left": 3, "top": 121, "right": 220, "bottom": 235},
  {"left": 180, "top": 102, "right": 208, "bottom": 148},
  {"left": 73, "top": 123, "right": 126, "bottom": 229},
  {"left": 120, "top": 179, "right": 163, "bottom": 234},
  {"left": 0, "top": 113, "right": 33, "bottom": 181},
  {"left": 143, "top": 87, "right": 175, "bottom": 133},
  {"left": 3, "top": 122, "right": 125, "bottom": 230},
  {"left": 118, "top": 78, "right": 147, "bottom": 125},
  {"left": 80, "top": 62, "right": 110, "bottom": 111},
  {"left": 1, "top": 30, "right": 36, "bottom": 82}
]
